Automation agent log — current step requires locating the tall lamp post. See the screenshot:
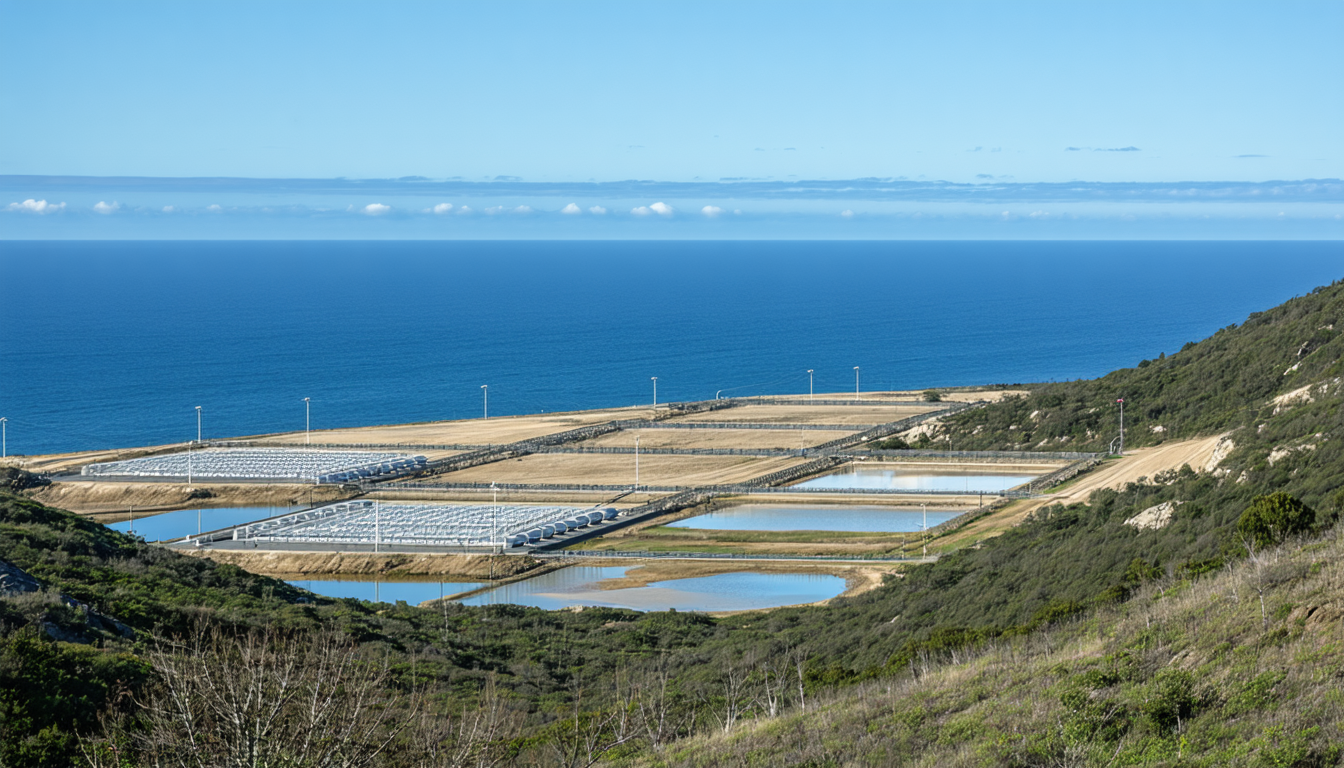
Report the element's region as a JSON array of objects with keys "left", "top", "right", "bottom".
[
  {"left": 1117, "top": 398, "right": 1125, "bottom": 456},
  {"left": 0, "top": 417, "right": 7, "bottom": 459},
  {"left": 634, "top": 434, "right": 640, "bottom": 491},
  {"left": 303, "top": 397, "right": 311, "bottom": 444},
  {"left": 921, "top": 502, "right": 928, "bottom": 558},
  {"left": 481, "top": 385, "right": 489, "bottom": 420},
  {"left": 853, "top": 366, "right": 860, "bottom": 402},
  {"left": 195, "top": 406, "right": 202, "bottom": 443},
  {"left": 651, "top": 377, "right": 658, "bottom": 406},
  {"left": 807, "top": 369, "right": 814, "bottom": 402}
]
